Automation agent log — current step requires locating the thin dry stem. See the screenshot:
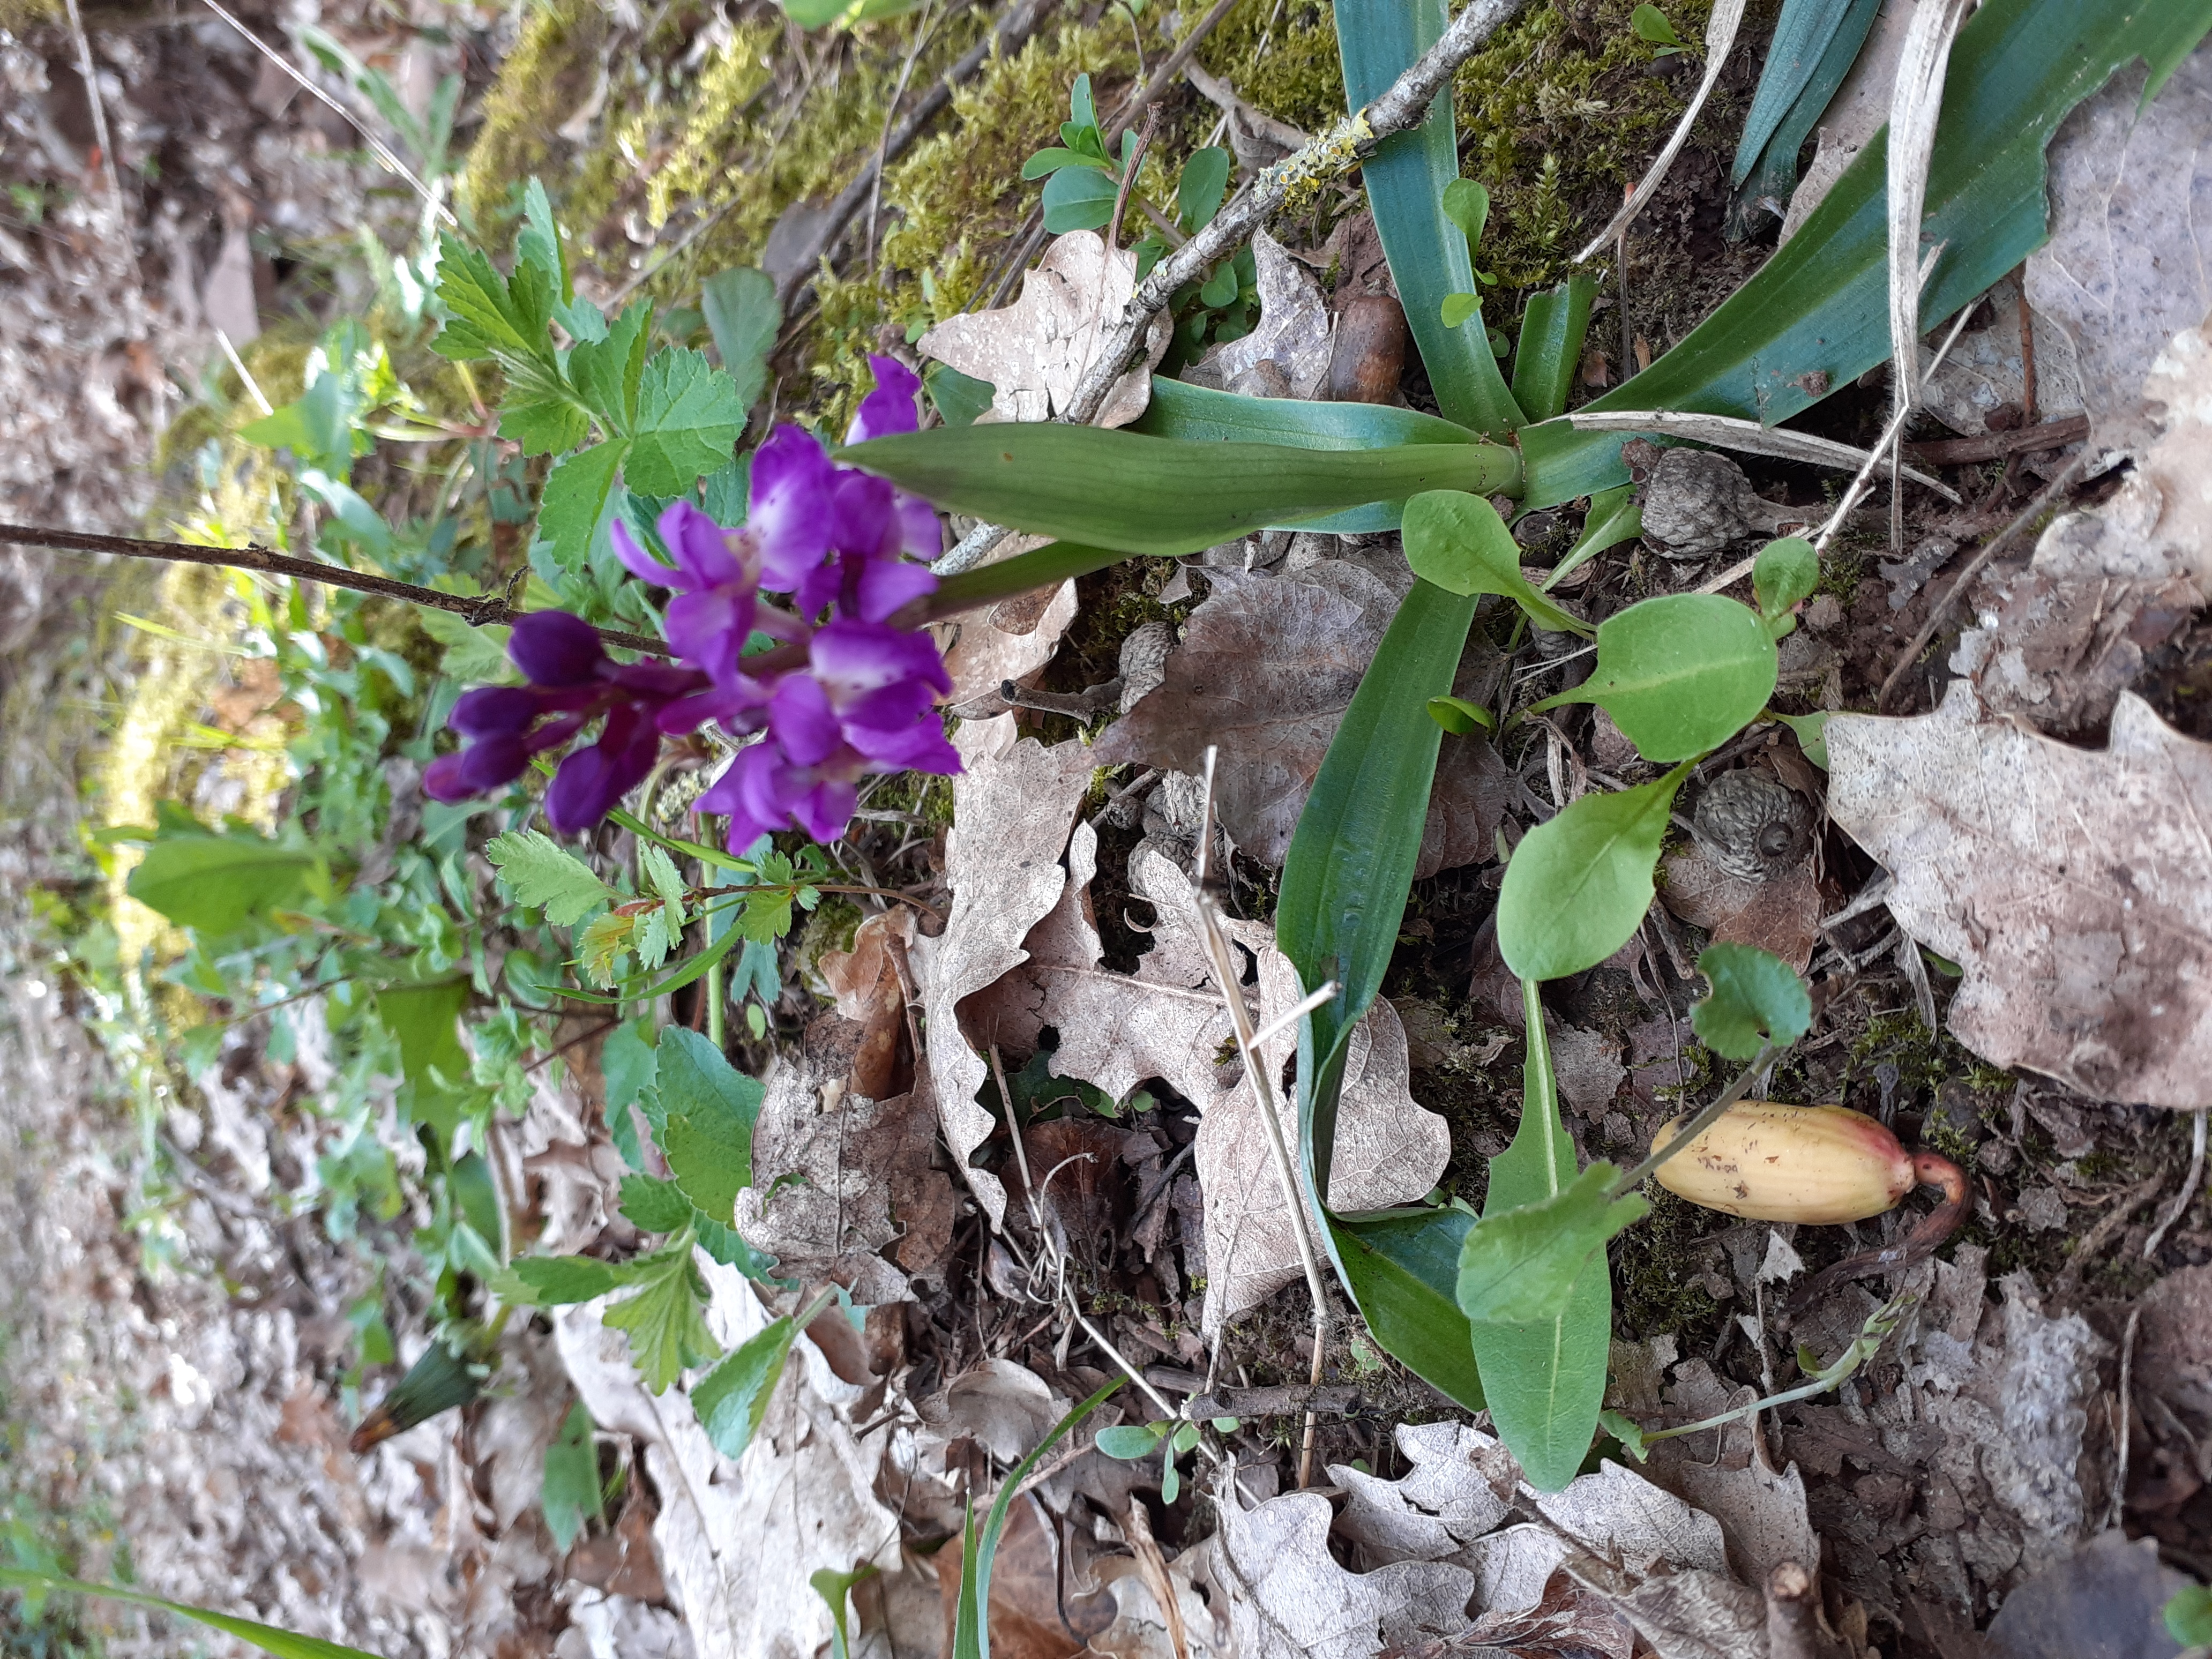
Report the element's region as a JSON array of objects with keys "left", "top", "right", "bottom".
[{"left": 2144, "top": 1108, "right": 2208, "bottom": 1260}]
